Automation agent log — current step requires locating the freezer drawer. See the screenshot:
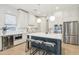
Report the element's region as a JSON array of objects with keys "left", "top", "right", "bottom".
[
  {"left": 70, "top": 36, "right": 78, "bottom": 45},
  {"left": 63, "top": 36, "right": 70, "bottom": 44},
  {"left": 77, "top": 36, "right": 79, "bottom": 45}
]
